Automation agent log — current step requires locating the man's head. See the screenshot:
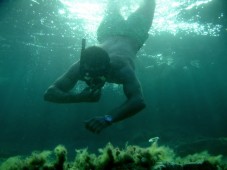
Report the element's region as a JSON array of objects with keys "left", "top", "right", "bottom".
[{"left": 80, "top": 46, "right": 110, "bottom": 88}]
